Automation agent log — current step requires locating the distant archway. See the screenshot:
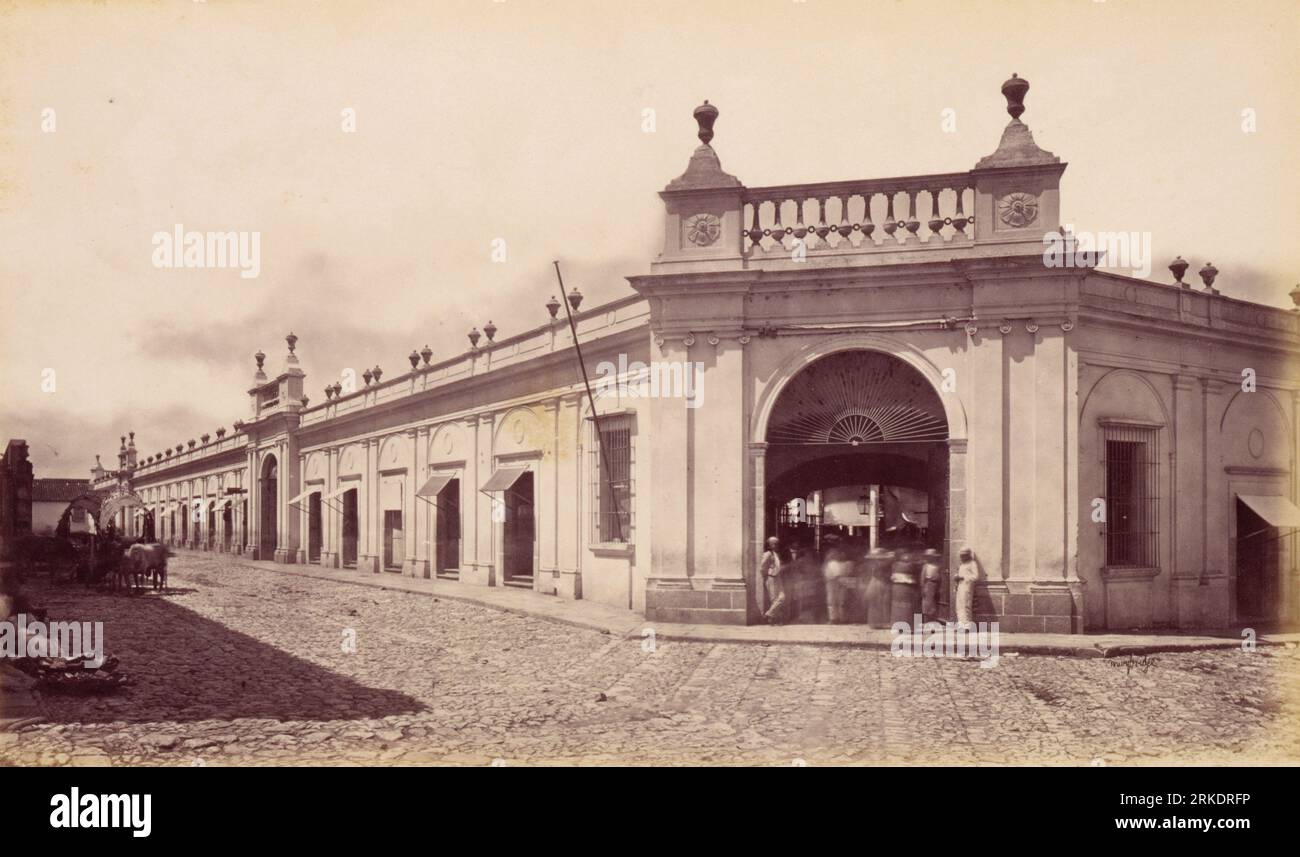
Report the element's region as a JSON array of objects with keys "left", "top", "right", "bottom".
[
  {"left": 260, "top": 455, "right": 278, "bottom": 558},
  {"left": 55, "top": 490, "right": 109, "bottom": 539}
]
